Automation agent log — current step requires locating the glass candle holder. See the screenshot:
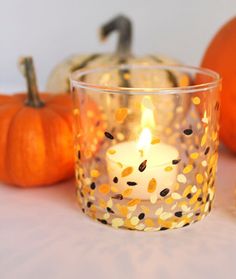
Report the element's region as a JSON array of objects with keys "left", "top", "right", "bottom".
[{"left": 71, "top": 65, "right": 221, "bottom": 231}]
